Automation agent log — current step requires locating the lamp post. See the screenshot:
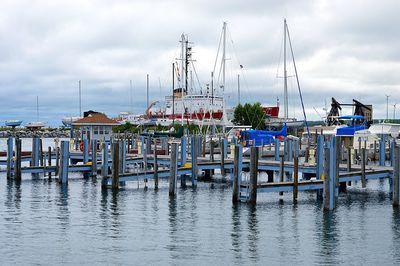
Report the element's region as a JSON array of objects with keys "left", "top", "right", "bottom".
[{"left": 394, "top": 103, "right": 398, "bottom": 120}]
